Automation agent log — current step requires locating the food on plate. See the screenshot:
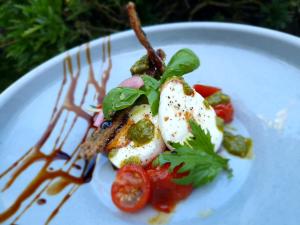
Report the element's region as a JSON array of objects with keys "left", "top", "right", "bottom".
[
  {"left": 108, "top": 104, "right": 165, "bottom": 168},
  {"left": 79, "top": 2, "right": 252, "bottom": 214},
  {"left": 111, "top": 165, "right": 151, "bottom": 212},
  {"left": 159, "top": 78, "right": 223, "bottom": 151}
]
